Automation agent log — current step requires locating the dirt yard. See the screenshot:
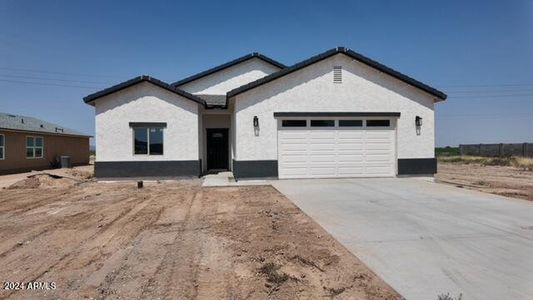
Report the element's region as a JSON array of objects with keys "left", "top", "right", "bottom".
[
  {"left": 436, "top": 162, "right": 533, "bottom": 201},
  {"left": 0, "top": 171, "right": 399, "bottom": 299}
]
